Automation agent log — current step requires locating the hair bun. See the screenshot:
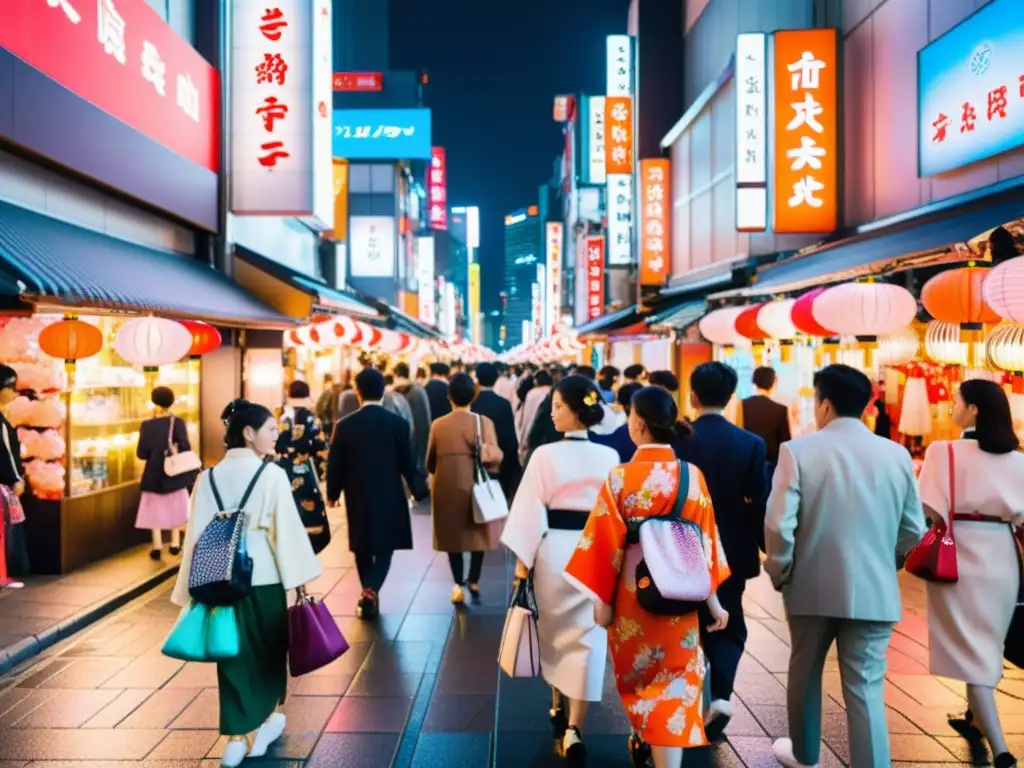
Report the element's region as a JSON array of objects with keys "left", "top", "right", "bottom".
[
  {"left": 672, "top": 419, "right": 693, "bottom": 440},
  {"left": 220, "top": 398, "right": 254, "bottom": 422}
]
